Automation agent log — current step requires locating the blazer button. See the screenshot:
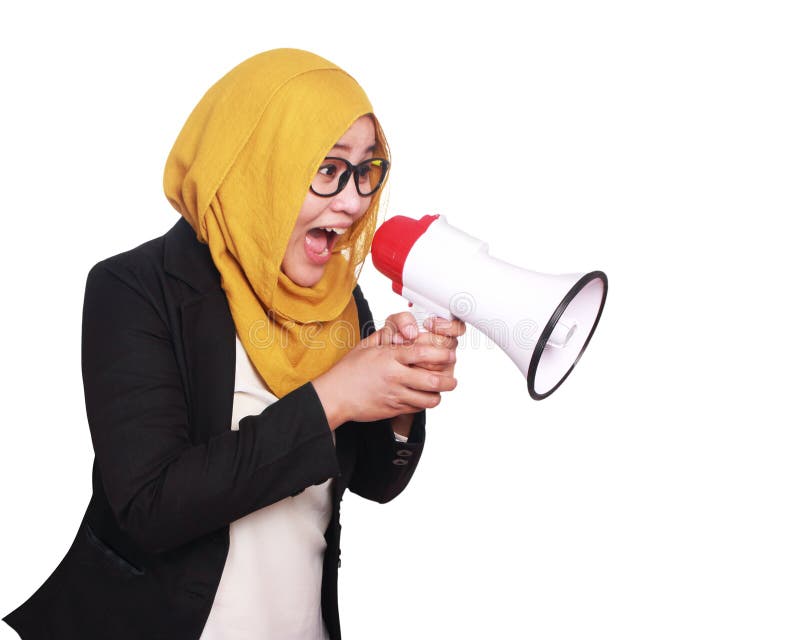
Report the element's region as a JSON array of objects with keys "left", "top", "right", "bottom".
[
  {"left": 396, "top": 449, "right": 413, "bottom": 457},
  {"left": 392, "top": 458, "right": 409, "bottom": 466}
]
